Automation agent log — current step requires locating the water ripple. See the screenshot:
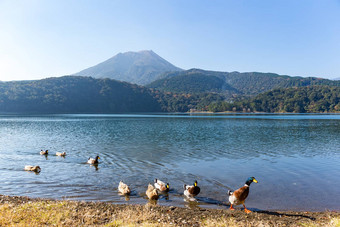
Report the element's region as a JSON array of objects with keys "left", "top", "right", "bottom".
[{"left": 0, "top": 114, "right": 339, "bottom": 211}]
